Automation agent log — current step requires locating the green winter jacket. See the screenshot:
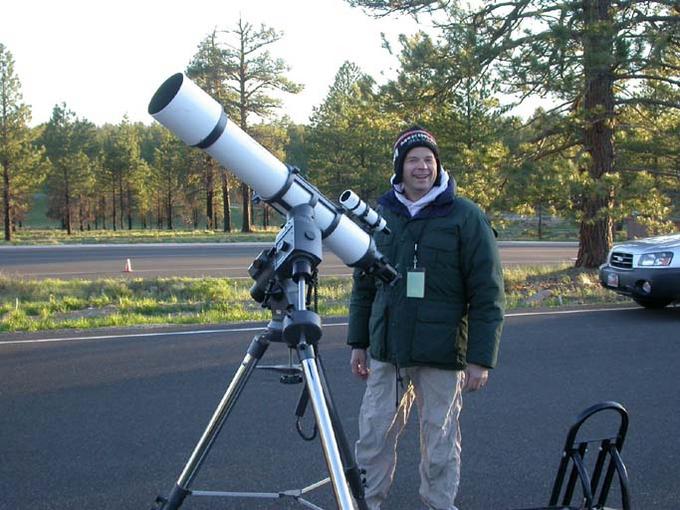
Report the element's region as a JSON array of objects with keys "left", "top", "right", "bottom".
[{"left": 347, "top": 183, "right": 505, "bottom": 371}]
